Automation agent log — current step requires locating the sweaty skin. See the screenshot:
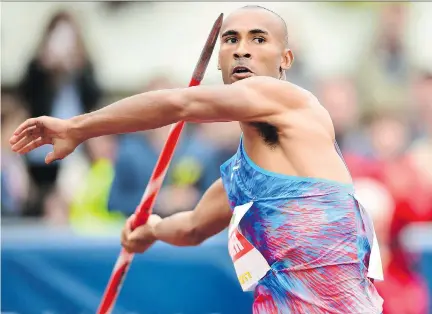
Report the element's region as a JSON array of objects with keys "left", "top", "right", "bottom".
[{"left": 9, "top": 7, "right": 352, "bottom": 249}]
